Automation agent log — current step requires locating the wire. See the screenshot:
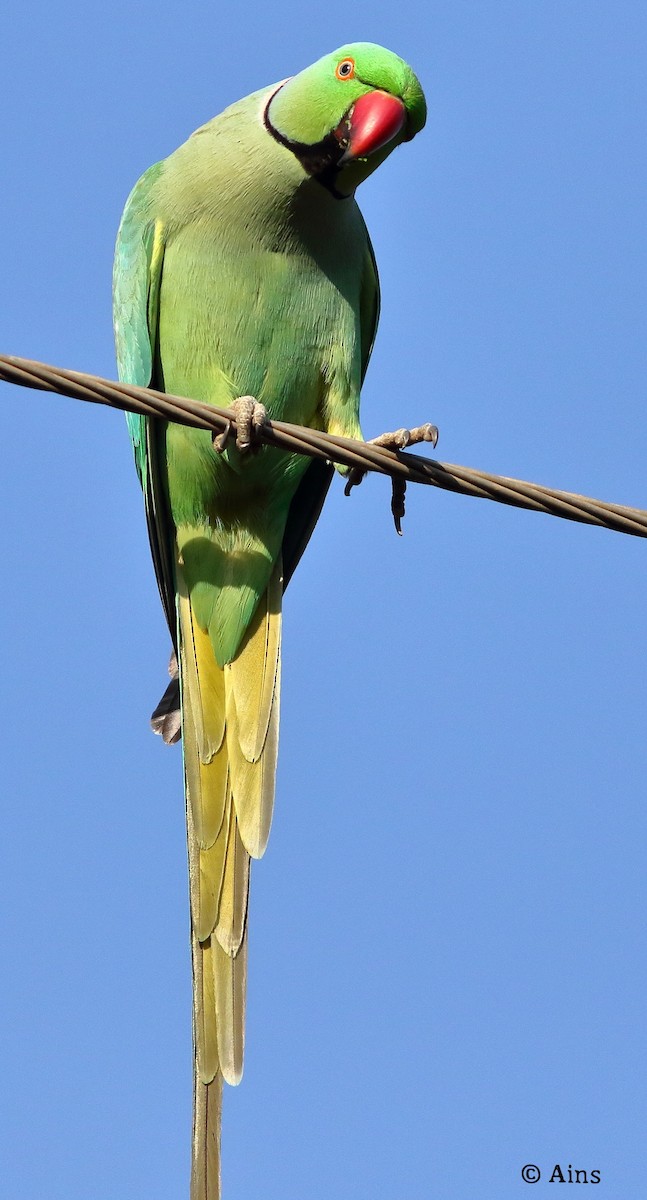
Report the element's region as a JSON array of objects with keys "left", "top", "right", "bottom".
[{"left": 1, "top": 351, "right": 646, "bottom": 539}]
